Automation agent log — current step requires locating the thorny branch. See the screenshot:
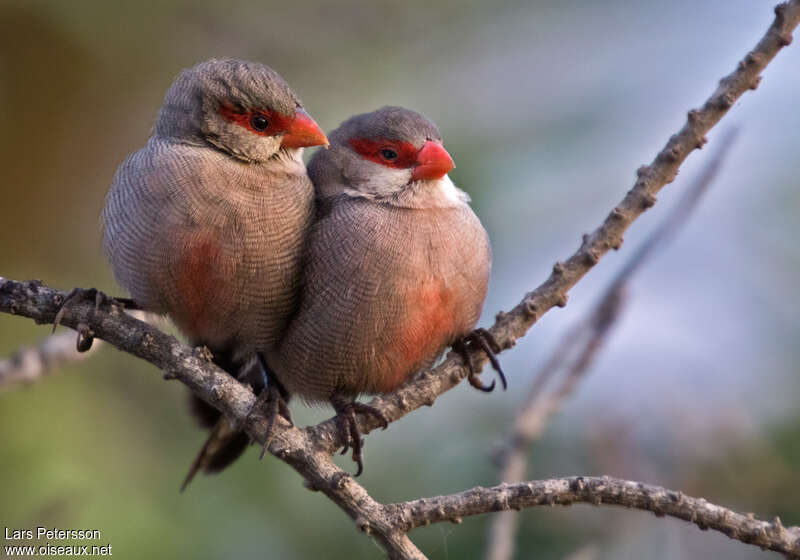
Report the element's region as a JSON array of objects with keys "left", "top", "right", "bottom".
[
  {"left": 392, "top": 477, "right": 800, "bottom": 557},
  {"left": 1, "top": 3, "right": 799, "bottom": 558},
  {"left": 486, "top": 129, "right": 739, "bottom": 560}
]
